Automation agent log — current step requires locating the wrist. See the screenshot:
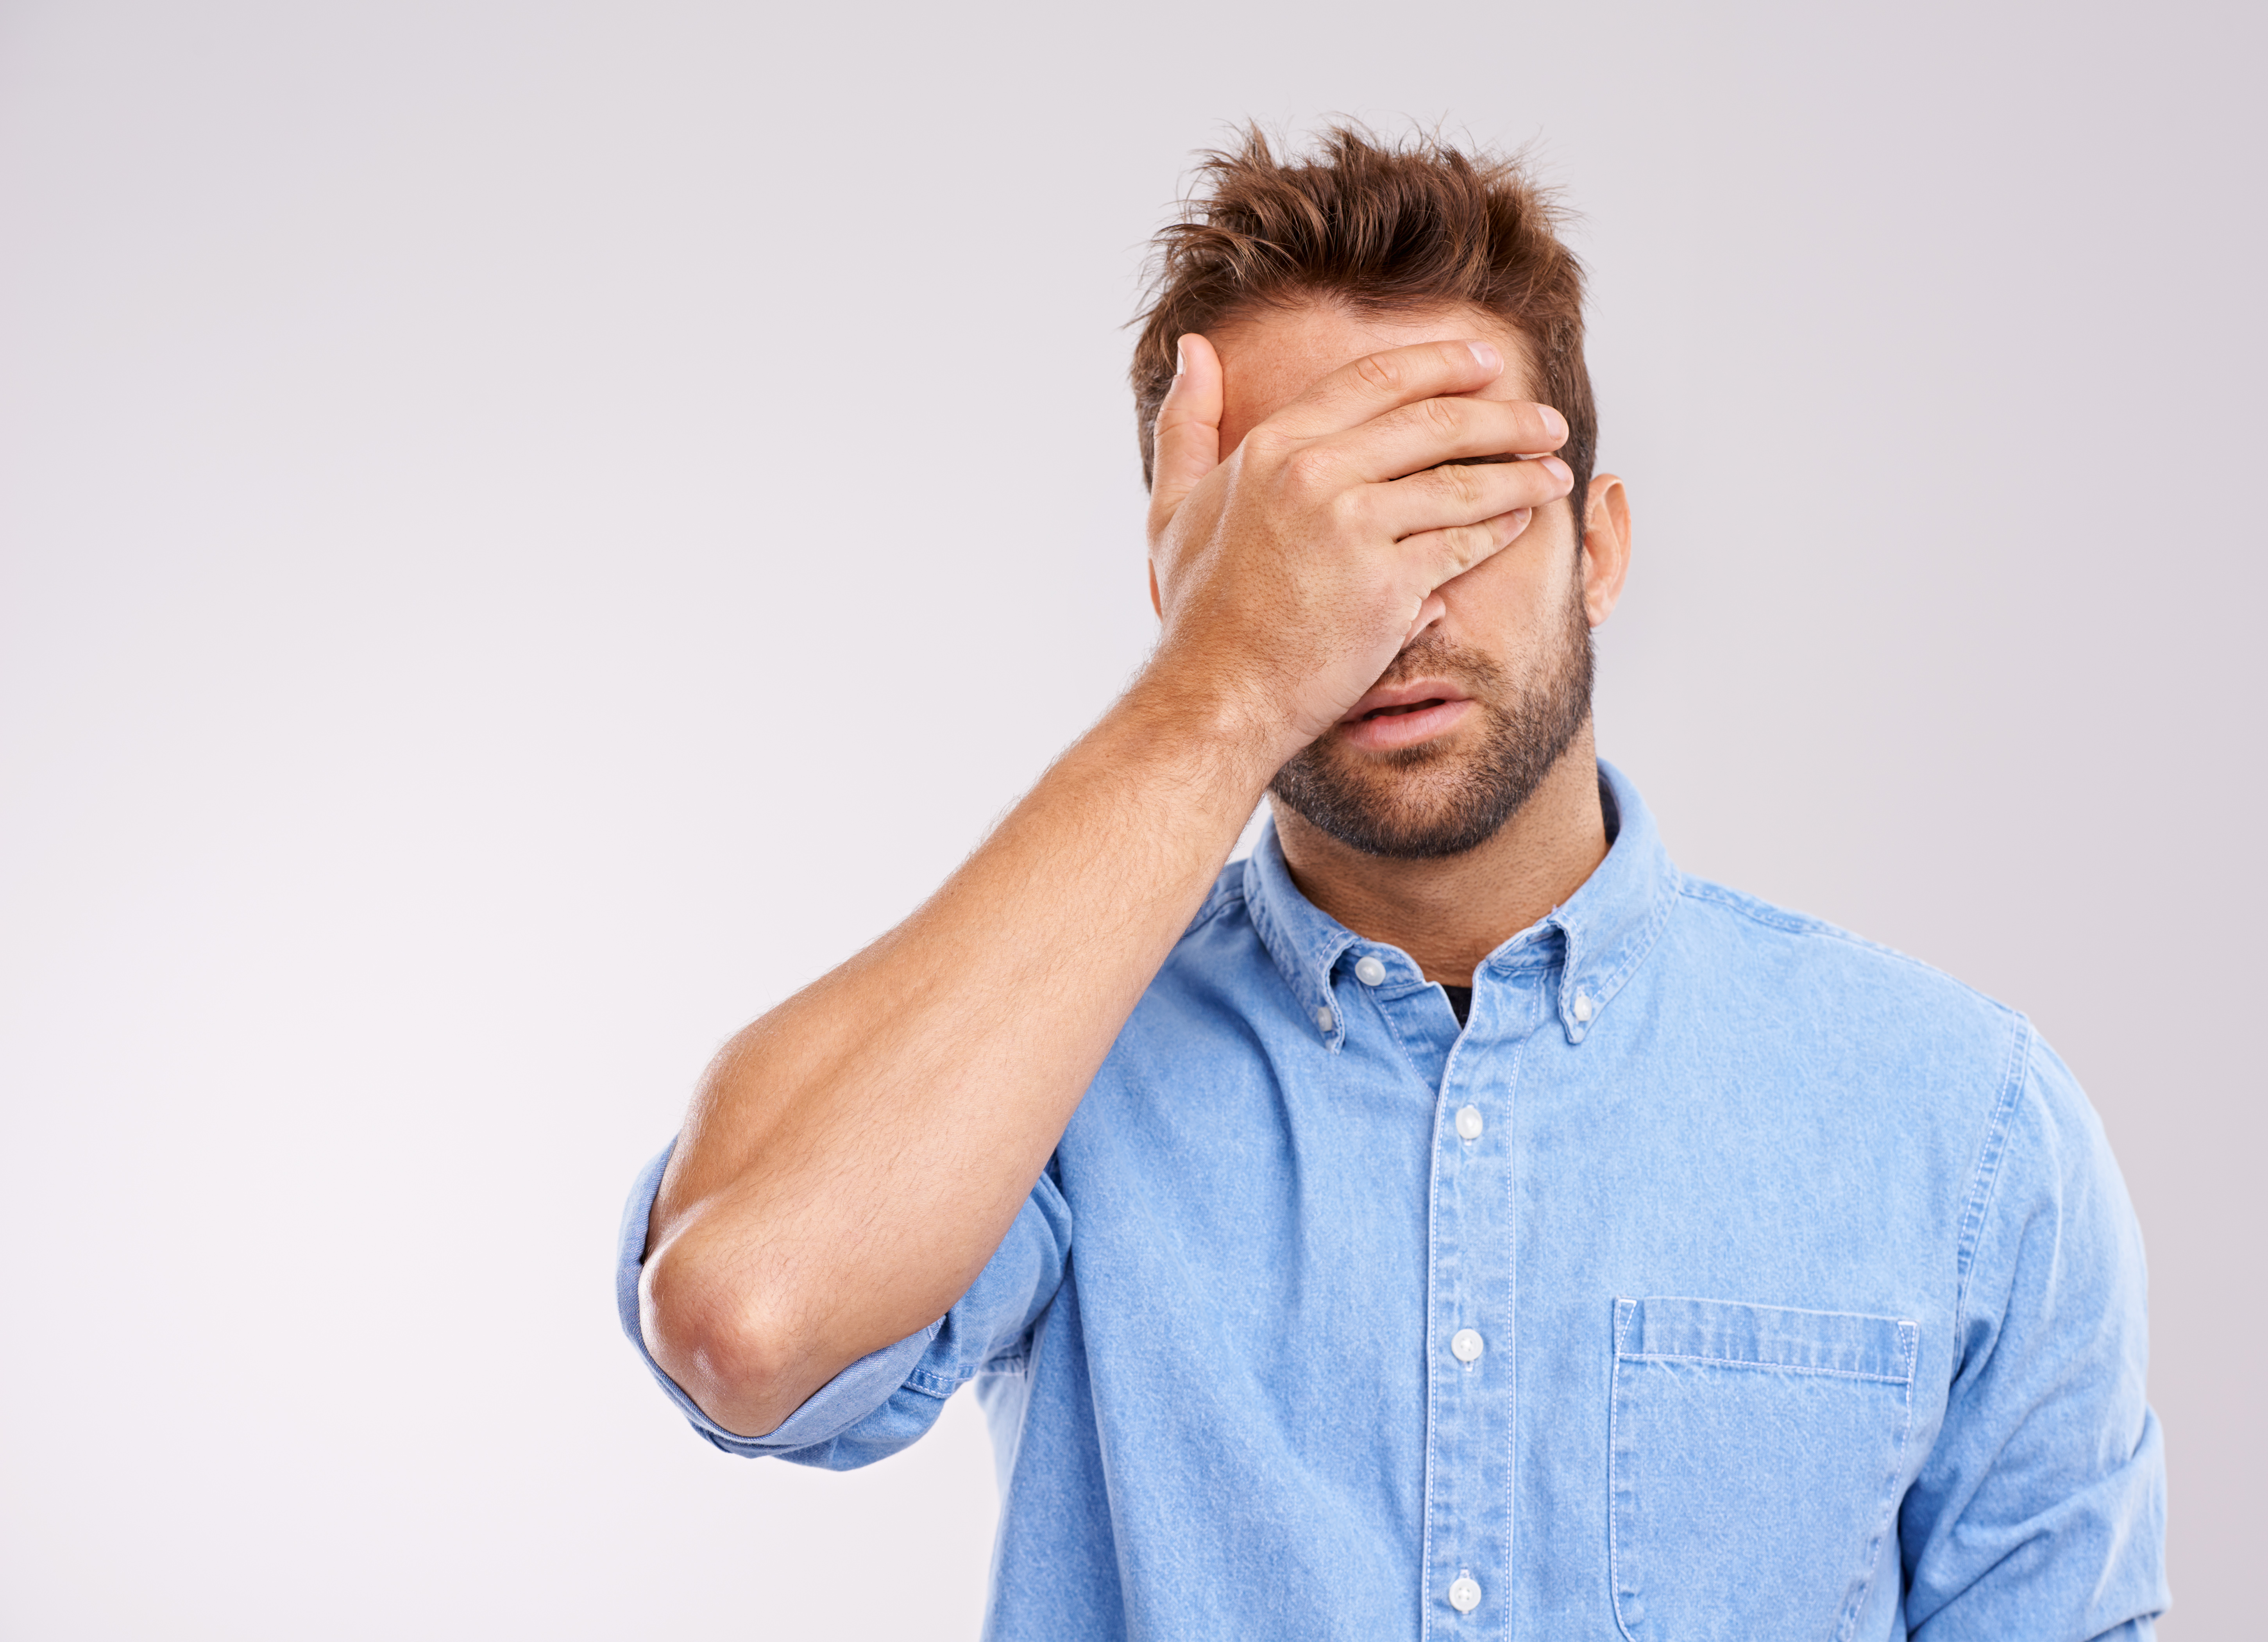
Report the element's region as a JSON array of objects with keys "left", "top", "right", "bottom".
[{"left": 1104, "top": 666, "right": 1290, "bottom": 808}]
